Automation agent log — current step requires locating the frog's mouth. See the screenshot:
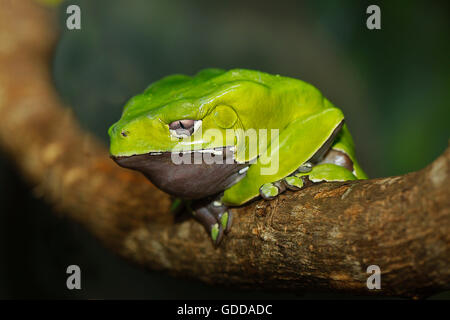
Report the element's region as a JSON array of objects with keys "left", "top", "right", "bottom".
[{"left": 111, "top": 146, "right": 248, "bottom": 199}]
